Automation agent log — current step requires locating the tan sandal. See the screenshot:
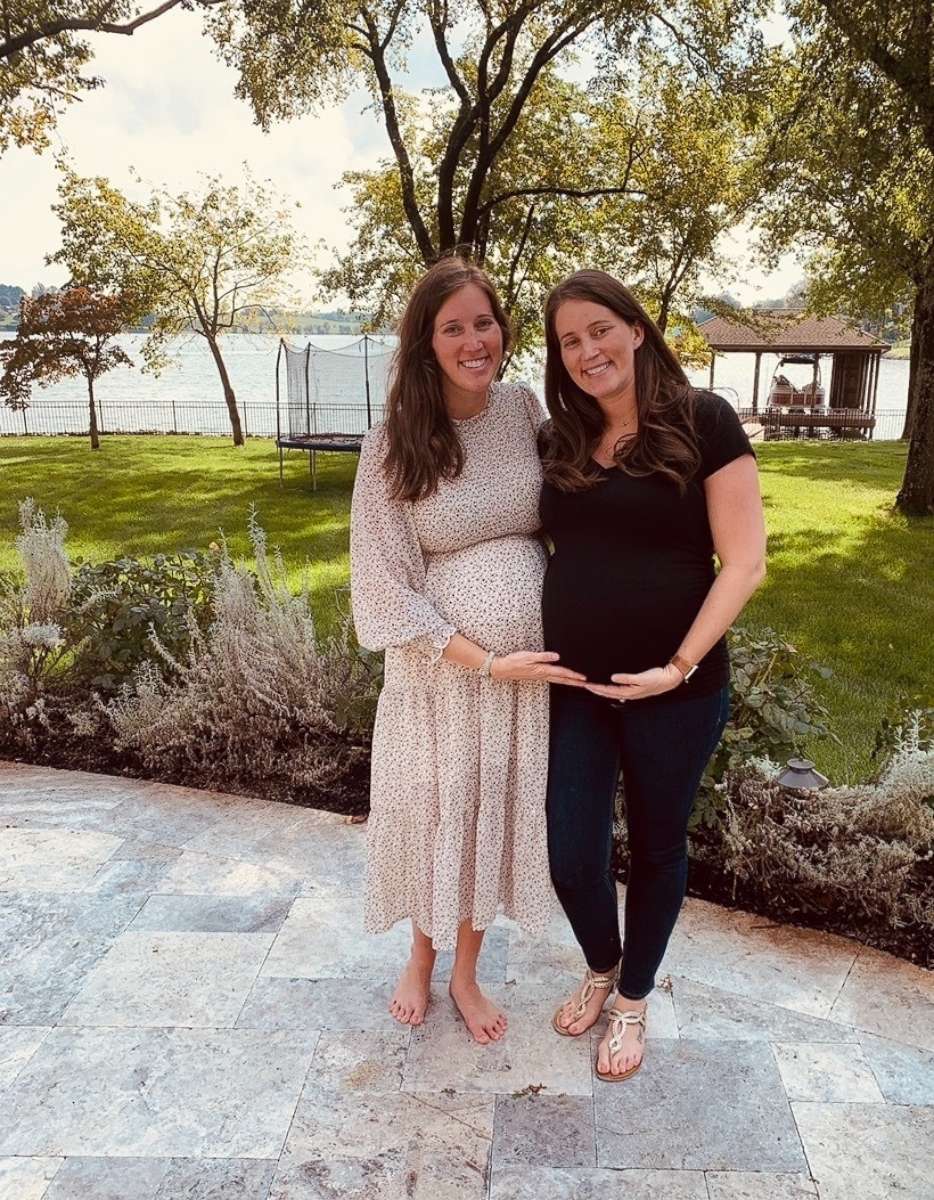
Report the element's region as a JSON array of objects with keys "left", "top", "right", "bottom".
[
  {"left": 552, "top": 965, "right": 618, "bottom": 1038},
  {"left": 595, "top": 1004, "right": 647, "bottom": 1083}
]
